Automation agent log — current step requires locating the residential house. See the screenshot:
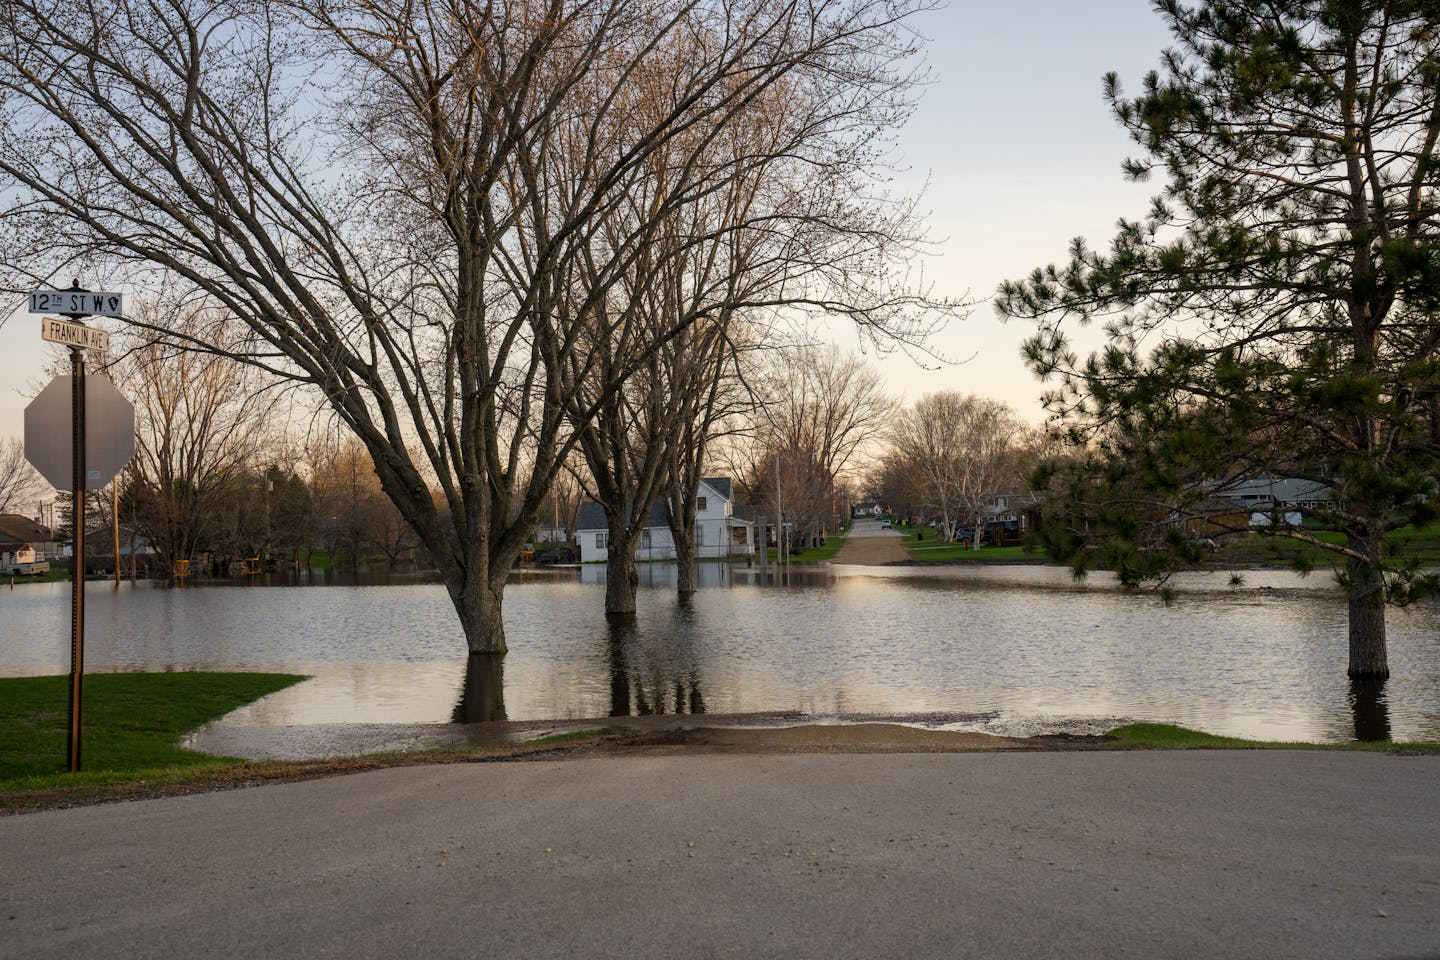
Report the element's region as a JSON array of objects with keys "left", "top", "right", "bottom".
[
  {"left": 575, "top": 477, "right": 755, "bottom": 563},
  {"left": 0, "top": 514, "right": 61, "bottom": 575},
  {"left": 1214, "top": 475, "right": 1333, "bottom": 527},
  {"left": 944, "top": 492, "right": 1042, "bottom": 547}
]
